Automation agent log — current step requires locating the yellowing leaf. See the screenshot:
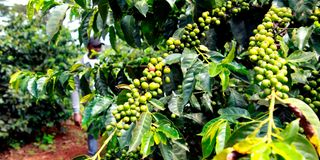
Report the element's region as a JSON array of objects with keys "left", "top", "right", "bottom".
[{"left": 233, "top": 138, "right": 265, "bottom": 154}]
